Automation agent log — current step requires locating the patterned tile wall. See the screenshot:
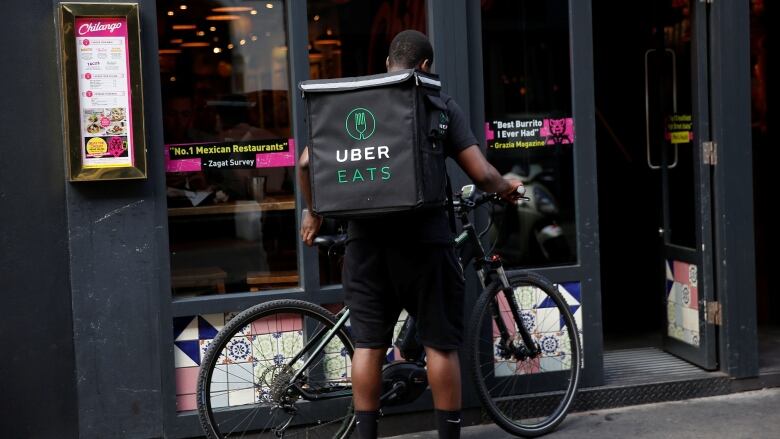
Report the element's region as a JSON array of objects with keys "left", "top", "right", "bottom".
[
  {"left": 173, "top": 314, "right": 224, "bottom": 411},
  {"left": 493, "top": 281, "right": 582, "bottom": 377},
  {"left": 666, "top": 260, "right": 700, "bottom": 346},
  {"left": 173, "top": 283, "right": 583, "bottom": 412},
  {"left": 172, "top": 311, "right": 351, "bottom": 412}
]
